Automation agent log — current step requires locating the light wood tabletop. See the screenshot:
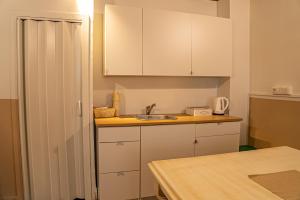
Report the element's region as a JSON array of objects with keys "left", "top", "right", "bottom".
[{"left": 149, "top": 146, "right": 300, "bottom": 200}]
